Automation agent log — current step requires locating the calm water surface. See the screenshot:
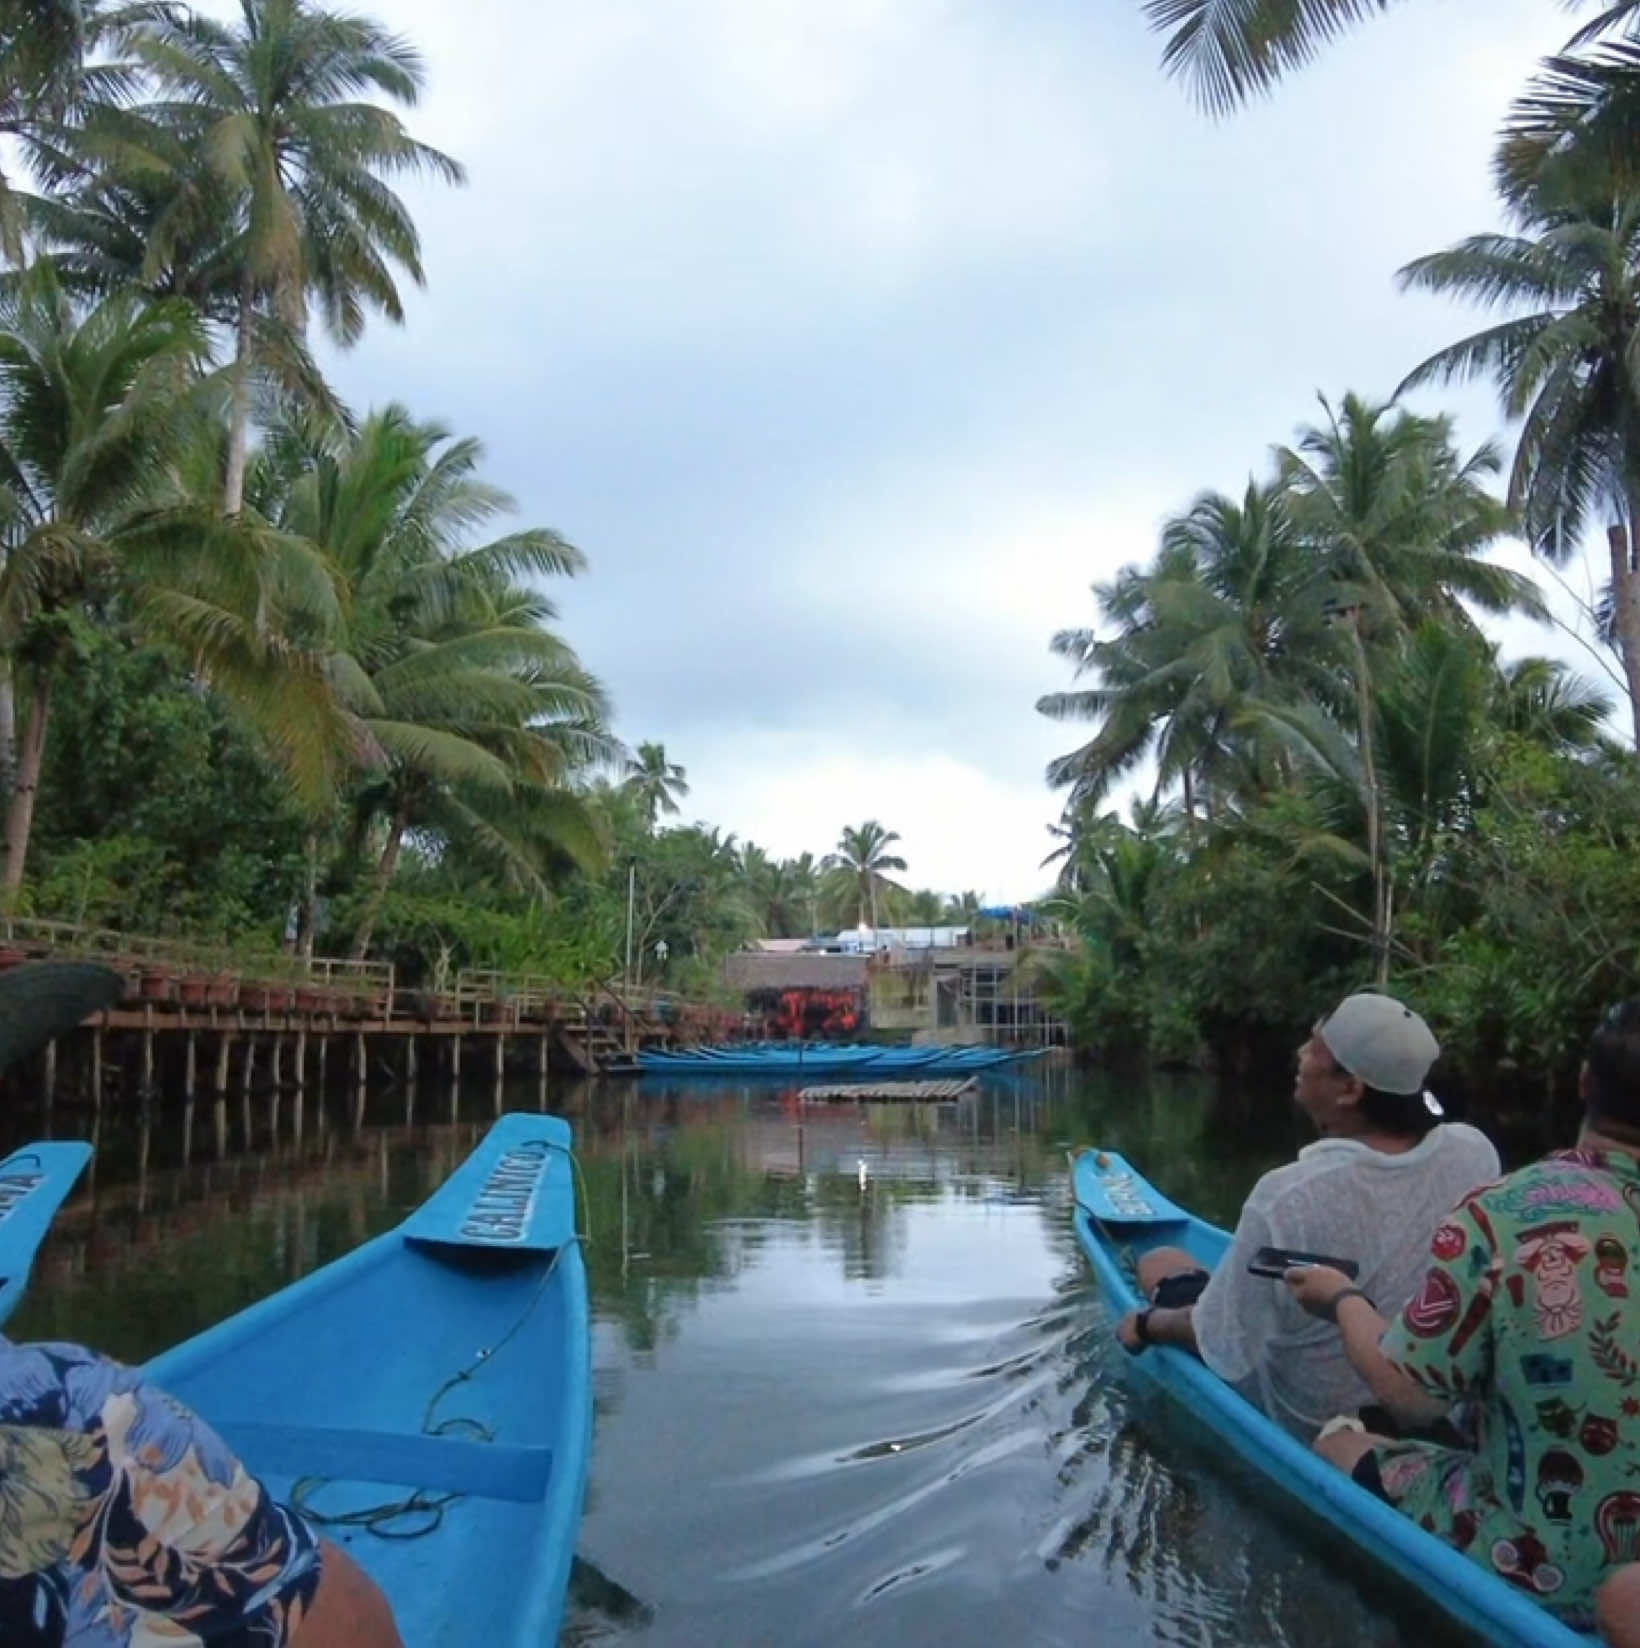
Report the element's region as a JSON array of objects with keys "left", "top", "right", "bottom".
[{"left": 4, "top": 1062, "right": 1436, "bottom": 1645}]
